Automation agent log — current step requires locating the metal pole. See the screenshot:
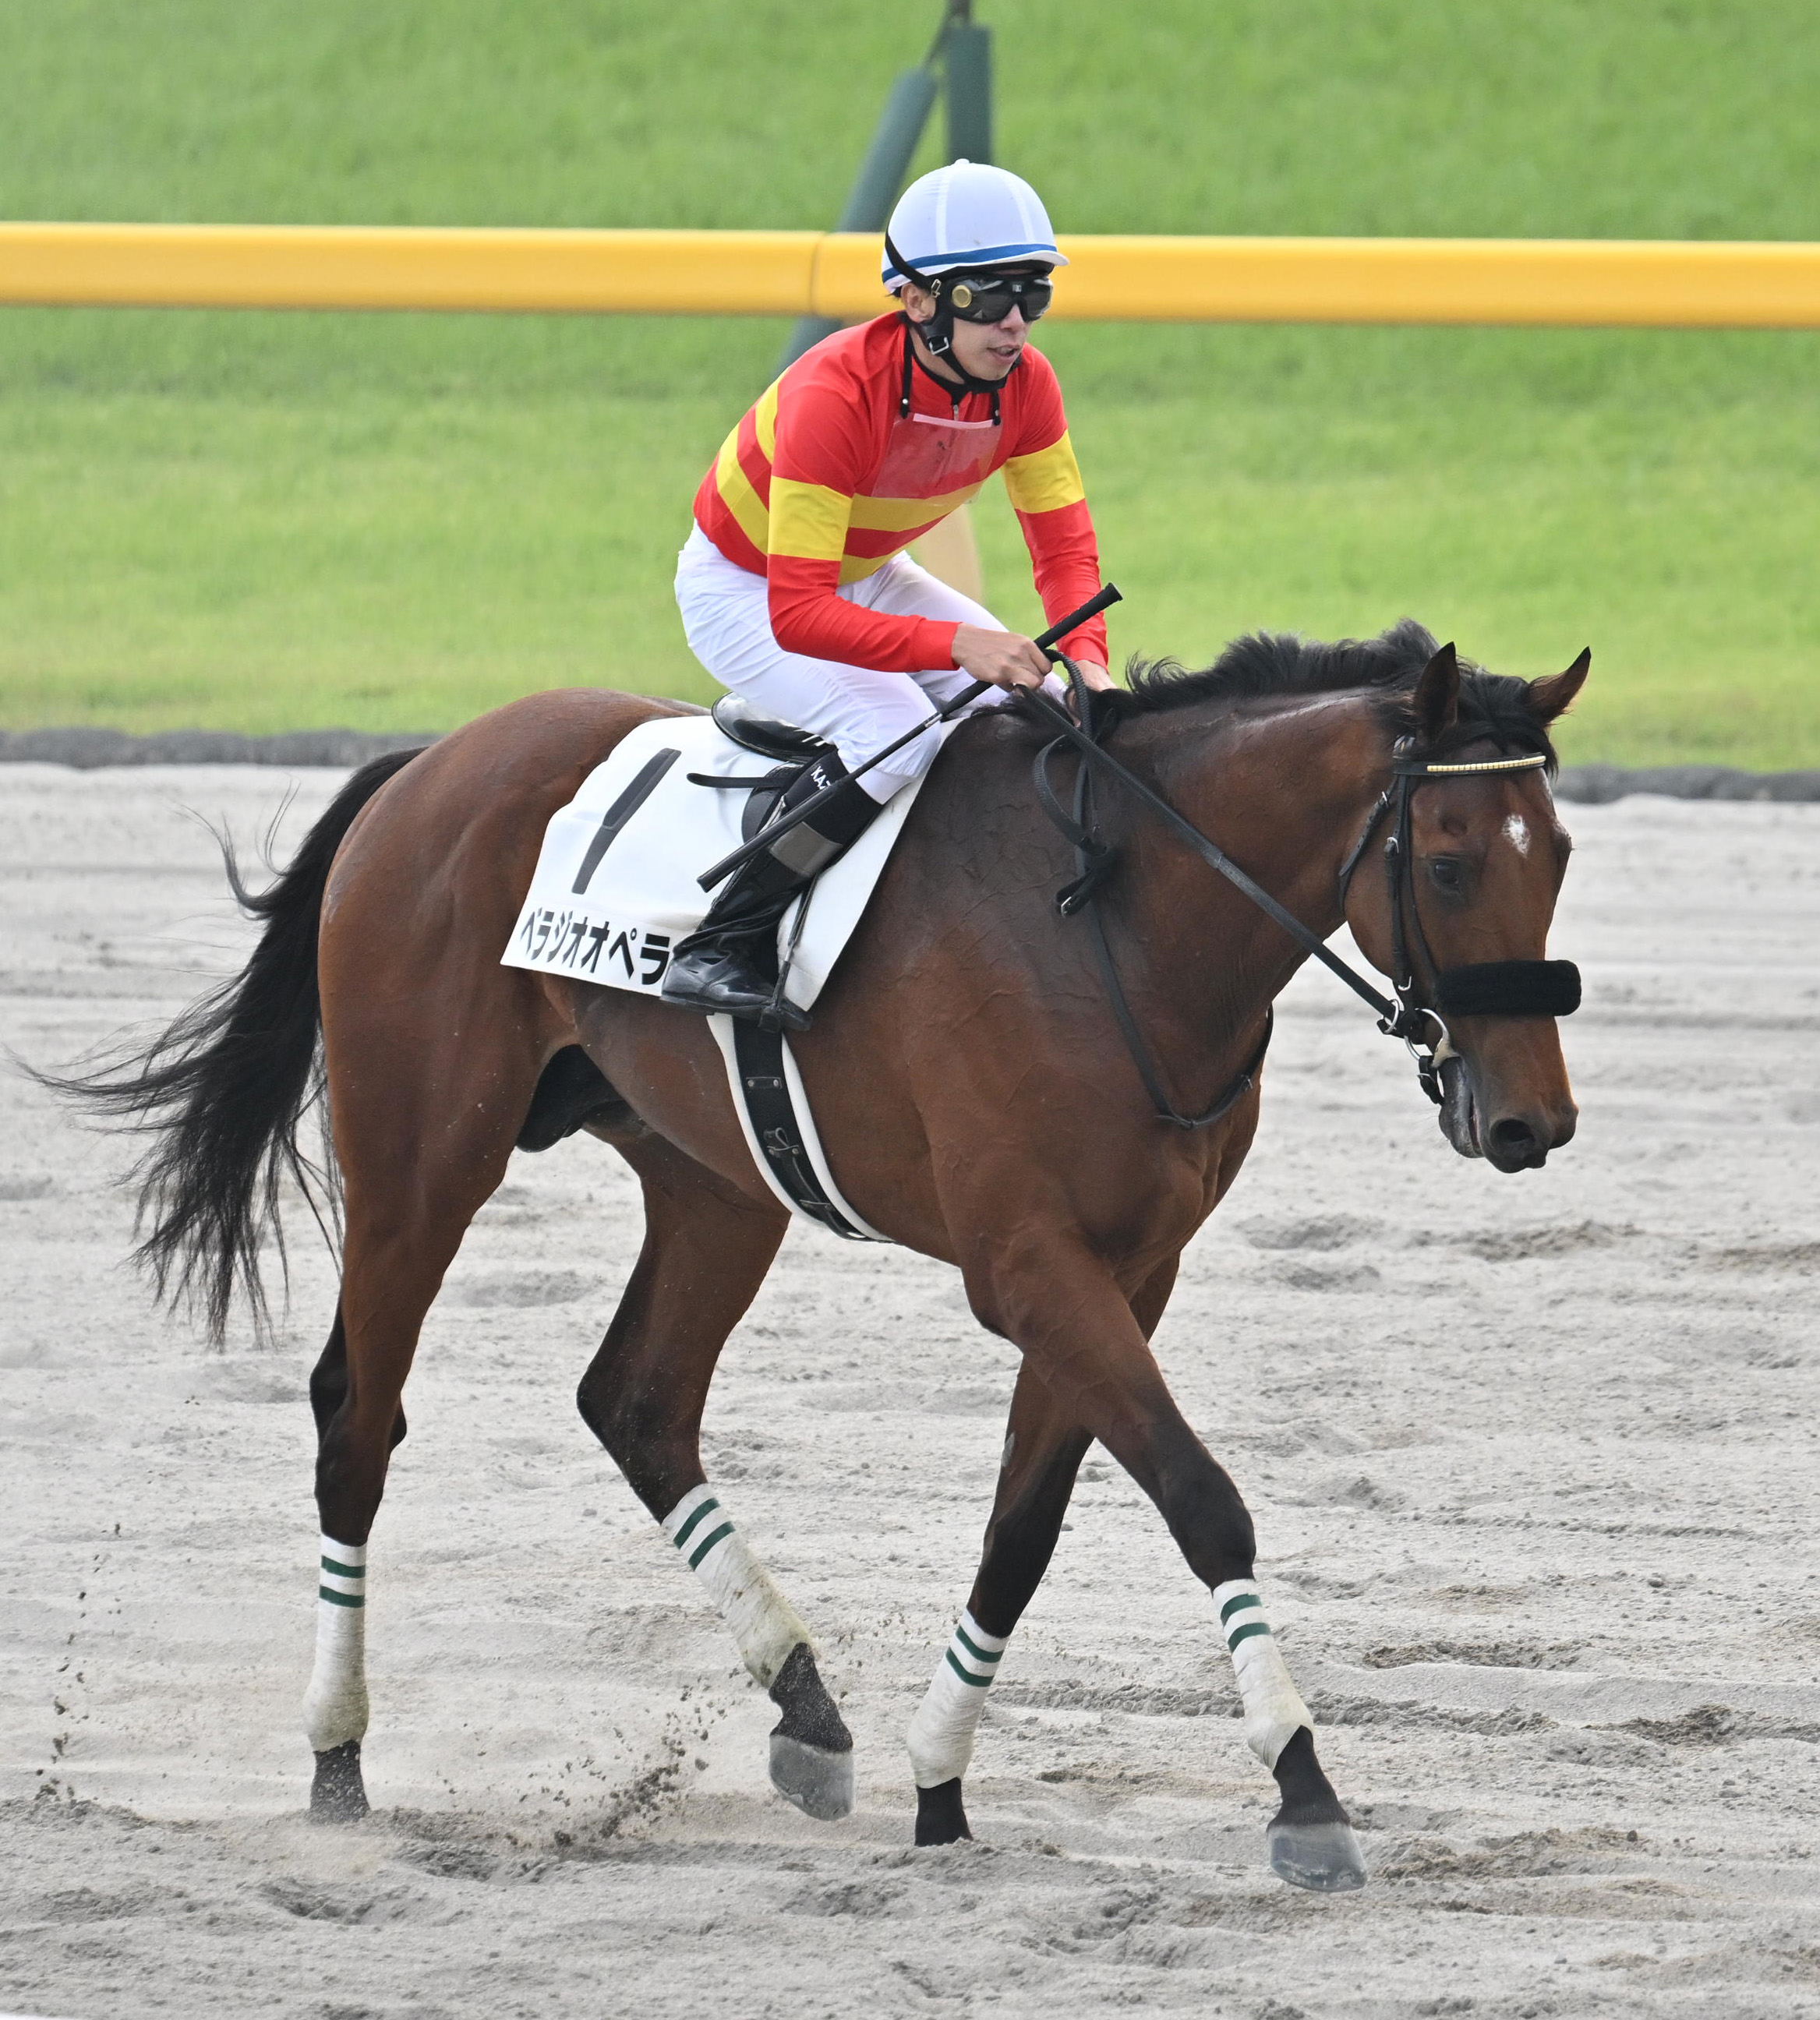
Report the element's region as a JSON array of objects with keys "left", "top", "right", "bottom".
[
  {"left": 776, "top": 65, "right": 938, "bottom": 372},
  {"left": 944, "top": 4, "right": 993, "bottom": 163}
]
